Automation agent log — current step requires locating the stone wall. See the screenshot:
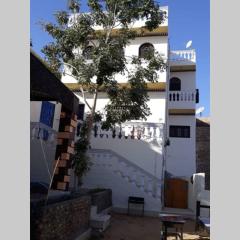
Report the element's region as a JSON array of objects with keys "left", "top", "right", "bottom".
[
  {"left": 196, "top": 118, "right": 210, "bottom": 190},
  {"left": 31, "top": 195, "right": 91, "bottom": 240}
]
